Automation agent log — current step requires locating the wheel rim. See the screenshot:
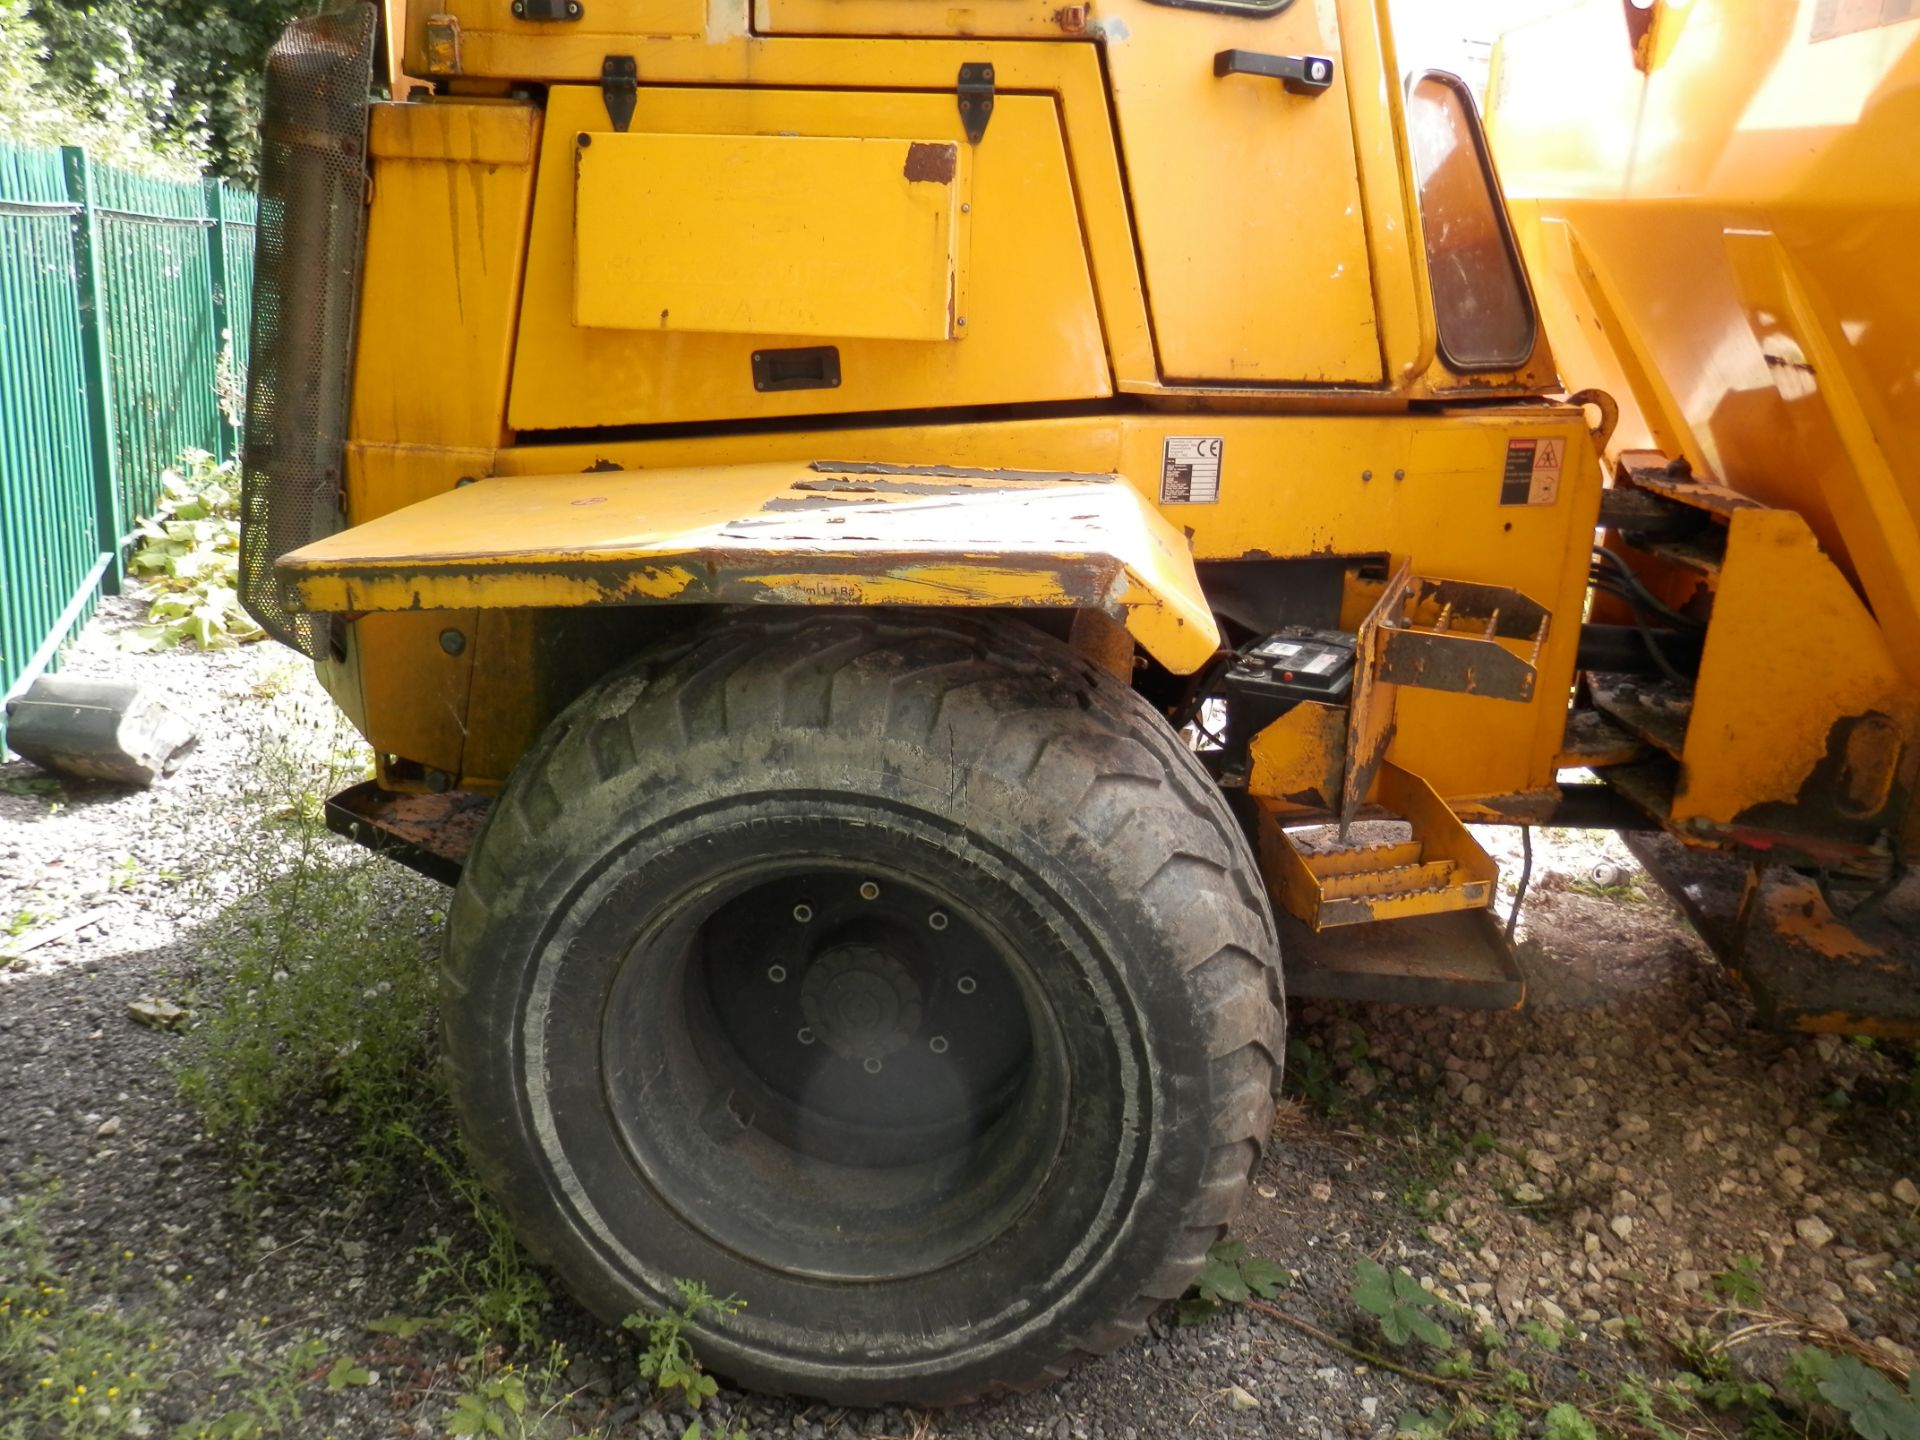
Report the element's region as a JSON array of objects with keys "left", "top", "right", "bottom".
[
  {"left": 689, "top": 866, "right": 1034, "bottom": 1169},
  {"left": 593, "top": 827, "right": 1079, "bottom": 1284}
]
